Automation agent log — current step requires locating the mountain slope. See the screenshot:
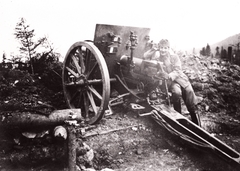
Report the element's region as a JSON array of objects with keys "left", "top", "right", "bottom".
[
  {"left": 211, "top": 33, "right": 240, "bottom": 55},
  {"left": 187, "top": 33, "right": 240, "bottom": 56}
]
